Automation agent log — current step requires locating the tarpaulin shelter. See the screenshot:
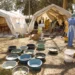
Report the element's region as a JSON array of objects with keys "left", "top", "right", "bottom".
[
  {"left": 0, "top": 9, "right": 27, "bottom": 35},
  {"left": 28, "top": 4, "right": 72, "bottom": 33}
]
